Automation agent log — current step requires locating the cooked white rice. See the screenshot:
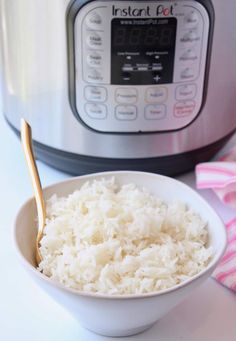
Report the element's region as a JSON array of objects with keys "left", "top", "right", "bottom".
[{"left": 38, "top": 177, "right": 213, "bottom": 295}]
